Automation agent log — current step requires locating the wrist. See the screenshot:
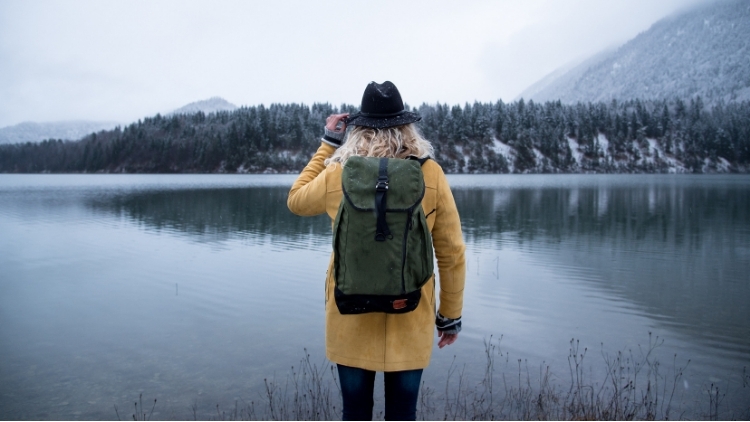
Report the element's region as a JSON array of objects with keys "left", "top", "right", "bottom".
[
  {"left": 322, "top": 127, "right": 345, "bottom": 147},
  {"left": 436, "top": 312, "right": 462, "bottom": 334}
]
